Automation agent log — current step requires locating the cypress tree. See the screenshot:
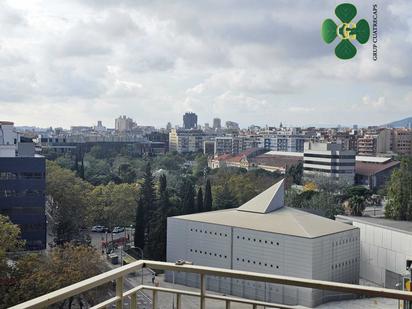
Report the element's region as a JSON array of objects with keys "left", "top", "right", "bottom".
[
  {"left": 134, "top": 198, "right": 145, "bottom": 251},
  {"left": 197, "top": 187, "right": 204, "bottom": 213},
  {"left": 182, "top": 180, "right": 196, "bottom": 214},
  {"left": 203, "top": 179, "right": 213, "bottom": 212}
]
